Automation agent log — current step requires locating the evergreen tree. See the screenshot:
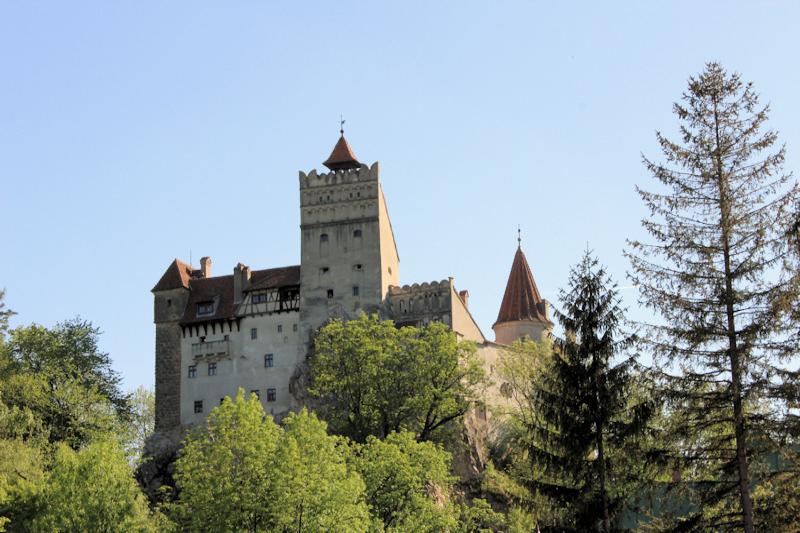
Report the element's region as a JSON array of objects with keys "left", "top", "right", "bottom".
[
  {"left": 627, "top": 62, "right": 800, "bottom": 531},
  {"left": 503, "top": 252, "right": 652, "bottom": 531}
]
